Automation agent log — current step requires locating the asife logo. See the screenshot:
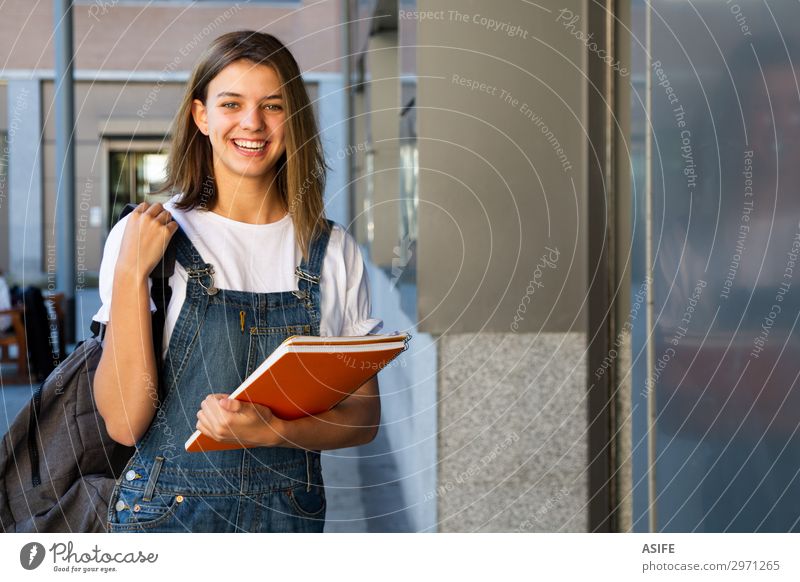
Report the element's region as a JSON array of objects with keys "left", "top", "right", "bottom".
[{"left": 20, "top": 542, "right": 46, "bottom": 570}]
